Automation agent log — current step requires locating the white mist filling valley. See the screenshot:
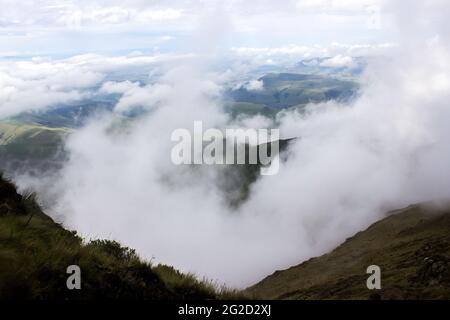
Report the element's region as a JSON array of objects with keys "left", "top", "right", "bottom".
[{"left": 8, "top": 1, "right": 450, "bottom": 289}]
